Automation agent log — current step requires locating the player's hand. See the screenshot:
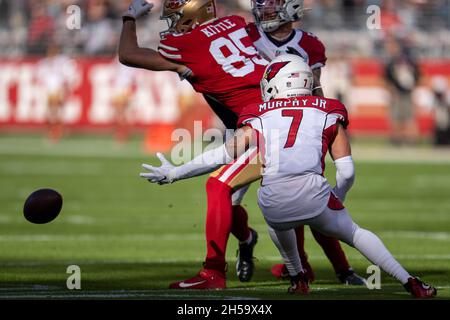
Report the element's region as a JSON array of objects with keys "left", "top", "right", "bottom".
[
  {"left": 140, "top": 153, "right": 175, "bottom": 185},
  {"left": 123, "top": 0, "right": 154, "bottom": 20}
]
